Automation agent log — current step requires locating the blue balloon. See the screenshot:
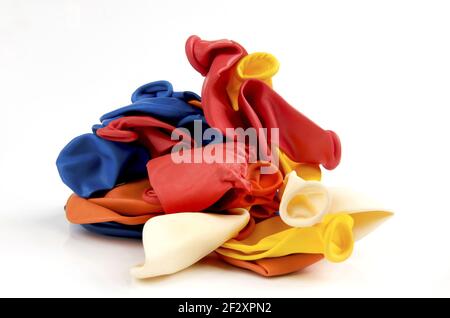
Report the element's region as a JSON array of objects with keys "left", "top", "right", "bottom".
[
  {"left": 56, "top": 80, "right": 214, "bottom": 198},
  {"left": 56, "top": 134, "right": 150, "bottom": 198},
  {"left": 81, "top": 222, "right": 143, "bottom": 239},
  {"left": 99, "top": 80, "right": 203, "bottom": 126}
]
